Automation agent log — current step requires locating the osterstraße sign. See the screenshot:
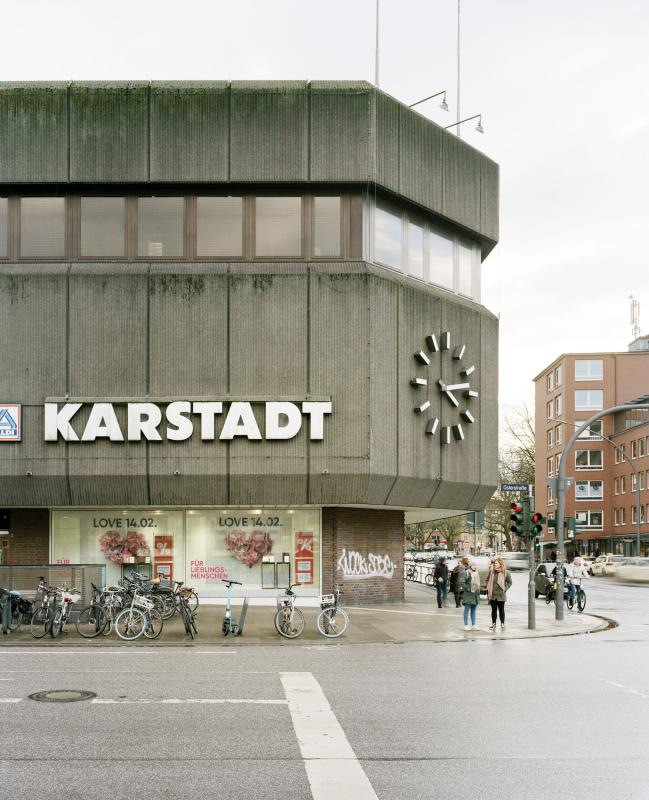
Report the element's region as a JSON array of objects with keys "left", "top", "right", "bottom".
[{"left": 43, "top": 401, "right": 332, "bottom": 442}]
